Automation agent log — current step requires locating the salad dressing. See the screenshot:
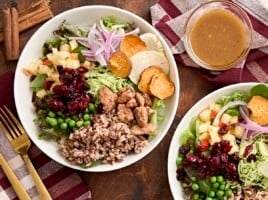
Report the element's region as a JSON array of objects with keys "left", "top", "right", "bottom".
[{"left": 190, "top": 9, "right": 247, "bottom": 68}]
